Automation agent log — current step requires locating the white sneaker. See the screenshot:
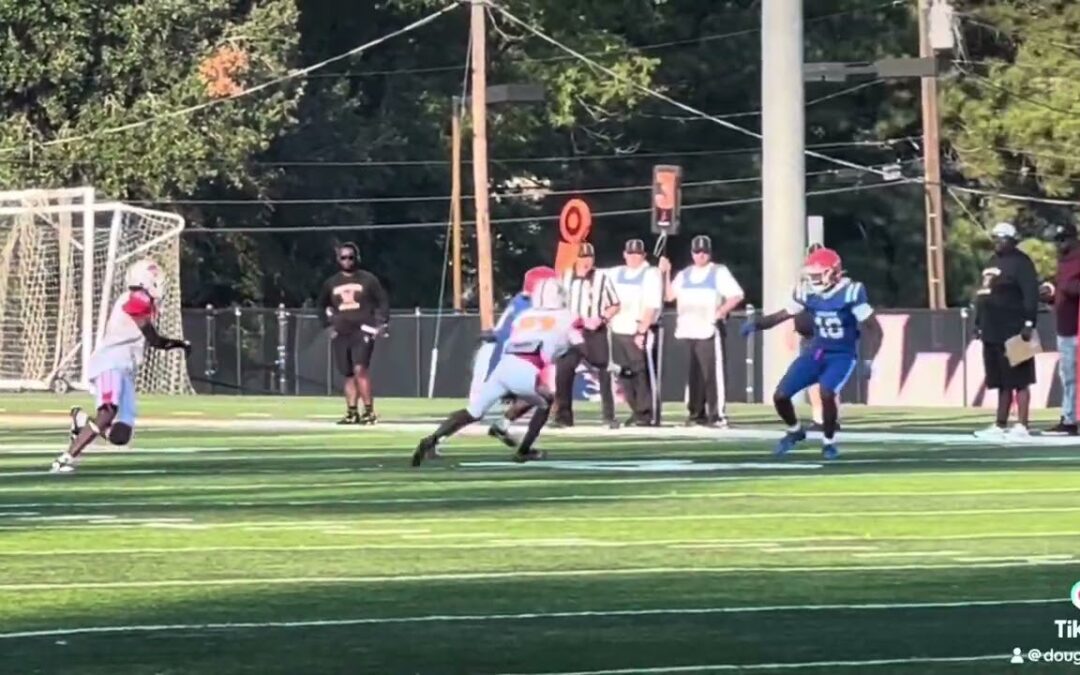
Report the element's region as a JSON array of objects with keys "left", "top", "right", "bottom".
[
  {"left": 1008, "top": 424, "right": 1031, "bottom": 440},
  {"left": 49, "top": 453, "right": 76, "bottom": 474},
  {"left": 973, "top": 424, "right": 1007, "bottom": 439}
]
